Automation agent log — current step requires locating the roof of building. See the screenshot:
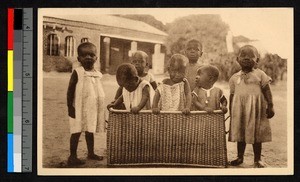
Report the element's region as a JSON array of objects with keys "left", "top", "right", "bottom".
[{"left": 44, "top": 14, "right": 168, "bottom": 37}]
